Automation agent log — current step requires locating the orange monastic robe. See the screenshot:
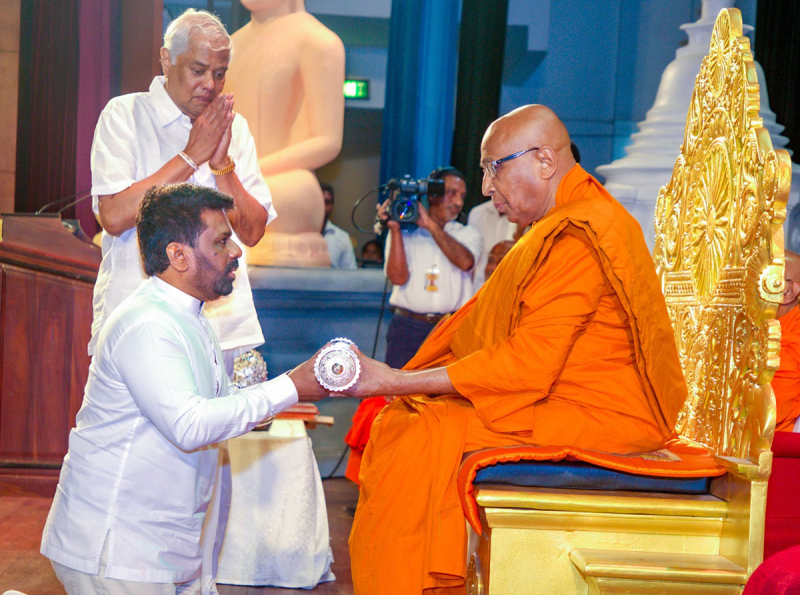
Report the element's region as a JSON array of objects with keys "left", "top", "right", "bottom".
[
  {"left": 344, "top": 396, "right": 389, "bottom": 484},
  {"left": 774, "top": 305, "right": 800, "bottom": 431},
  {"left": 349, "top": 166, "right": 686, "bottom": 594}
]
